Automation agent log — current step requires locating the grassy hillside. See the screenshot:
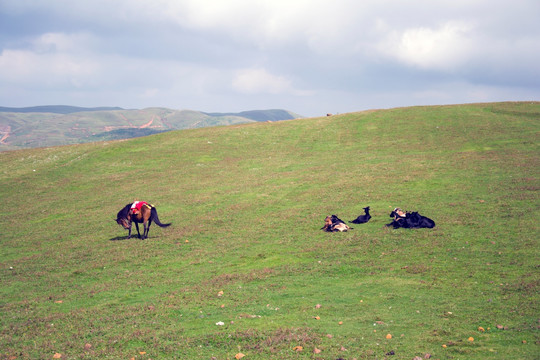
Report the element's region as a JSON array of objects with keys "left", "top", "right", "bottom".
[
  {"left": 0, "top": 108, "right": 300, "bottom": 151},
  {"left": 0, "top": 102, "right": 538, "bottom": 359},
  {"left": 204, "top": 109, "right": 304, "bottom": 122}
]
